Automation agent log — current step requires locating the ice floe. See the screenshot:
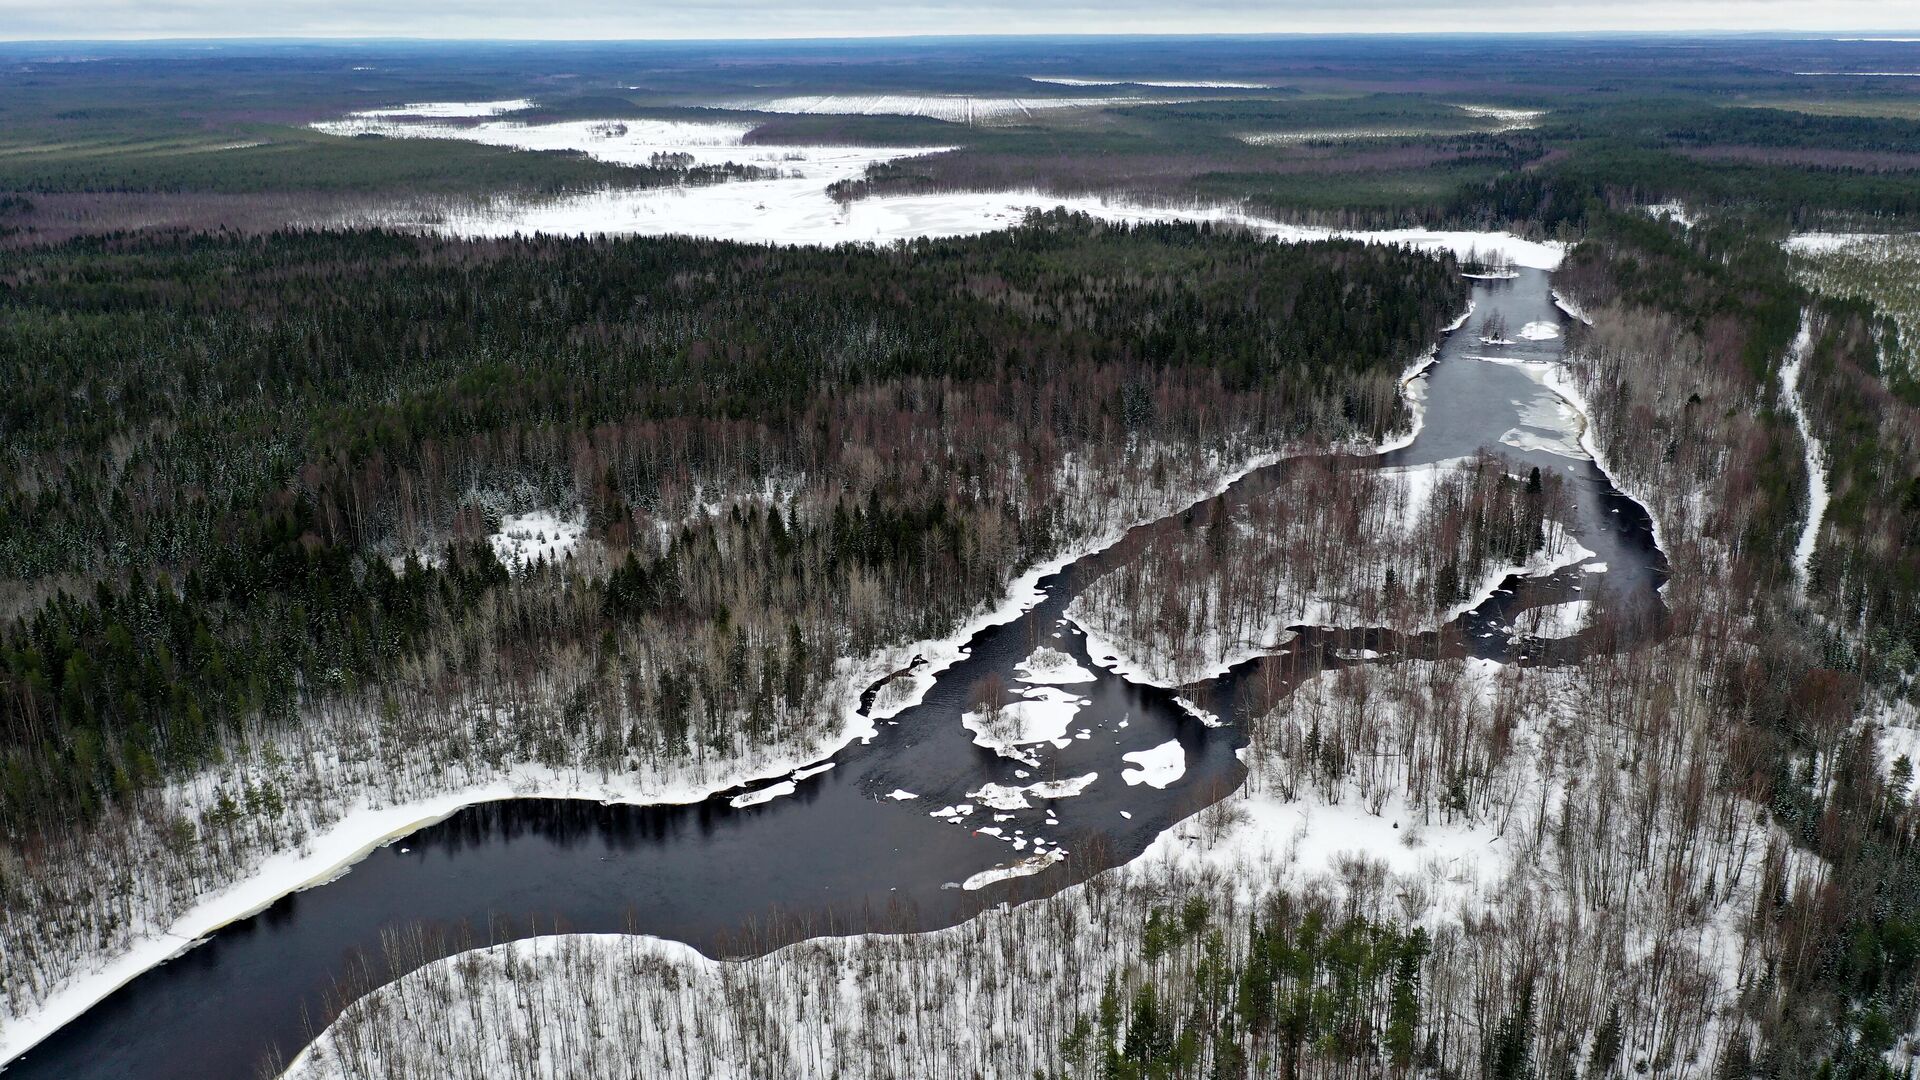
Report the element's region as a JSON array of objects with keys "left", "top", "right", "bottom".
[
  {"left": 728, "top": 781, "right": 796, "bottom": 809},
  {"left": 961, "top": 849, "right": 1066, "bottom": 890},
  {"left": 961, "top": 685, "right": 1087, "bottom": 765},
  {"left": 1121, "top": 740, "right": 1186, "bottom": 789}
]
